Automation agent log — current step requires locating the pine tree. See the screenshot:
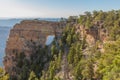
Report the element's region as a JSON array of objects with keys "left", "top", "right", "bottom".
[{"left": 28, "top": 71, "right": 39, "bottom": 80}]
